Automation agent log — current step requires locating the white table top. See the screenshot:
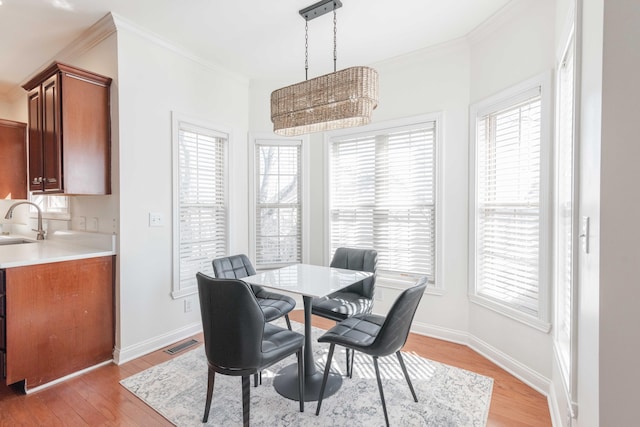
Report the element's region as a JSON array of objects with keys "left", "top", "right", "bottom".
[{"left": 243, "top": 263, "right": 372, "bottom": 298}]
